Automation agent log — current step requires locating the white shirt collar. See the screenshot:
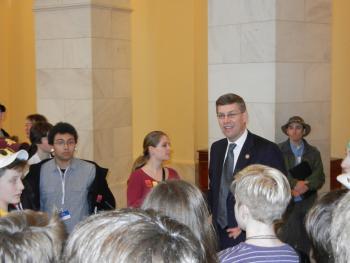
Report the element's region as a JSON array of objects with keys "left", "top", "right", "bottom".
[{"left": 226, "top": 129, "right": 248, "bottom": 148}]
